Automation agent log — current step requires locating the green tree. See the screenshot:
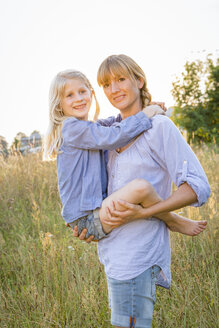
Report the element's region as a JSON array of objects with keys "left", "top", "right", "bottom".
[{"left": 171, "top": 56, "right": 219, "bottom": 144}]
